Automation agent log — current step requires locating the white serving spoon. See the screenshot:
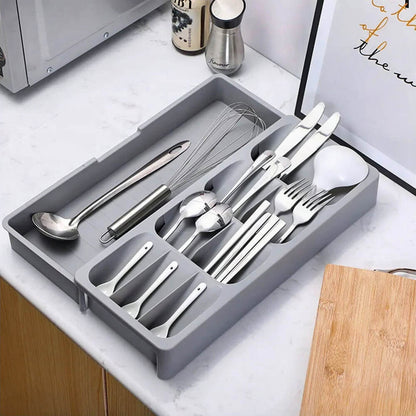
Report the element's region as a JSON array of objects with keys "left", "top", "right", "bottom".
[{"left": 312, "top": 145, "right": 369, "bottom": 191}]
